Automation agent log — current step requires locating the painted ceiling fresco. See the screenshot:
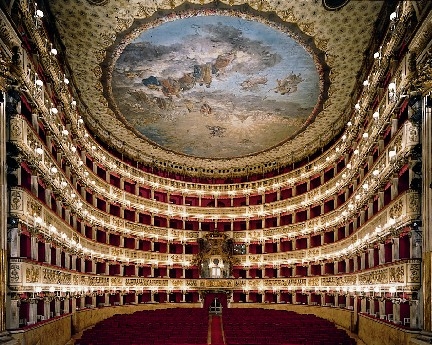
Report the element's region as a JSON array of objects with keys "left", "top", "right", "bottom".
[{"left": 111, "top": 15, "right": 321, "bottom": 158}]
